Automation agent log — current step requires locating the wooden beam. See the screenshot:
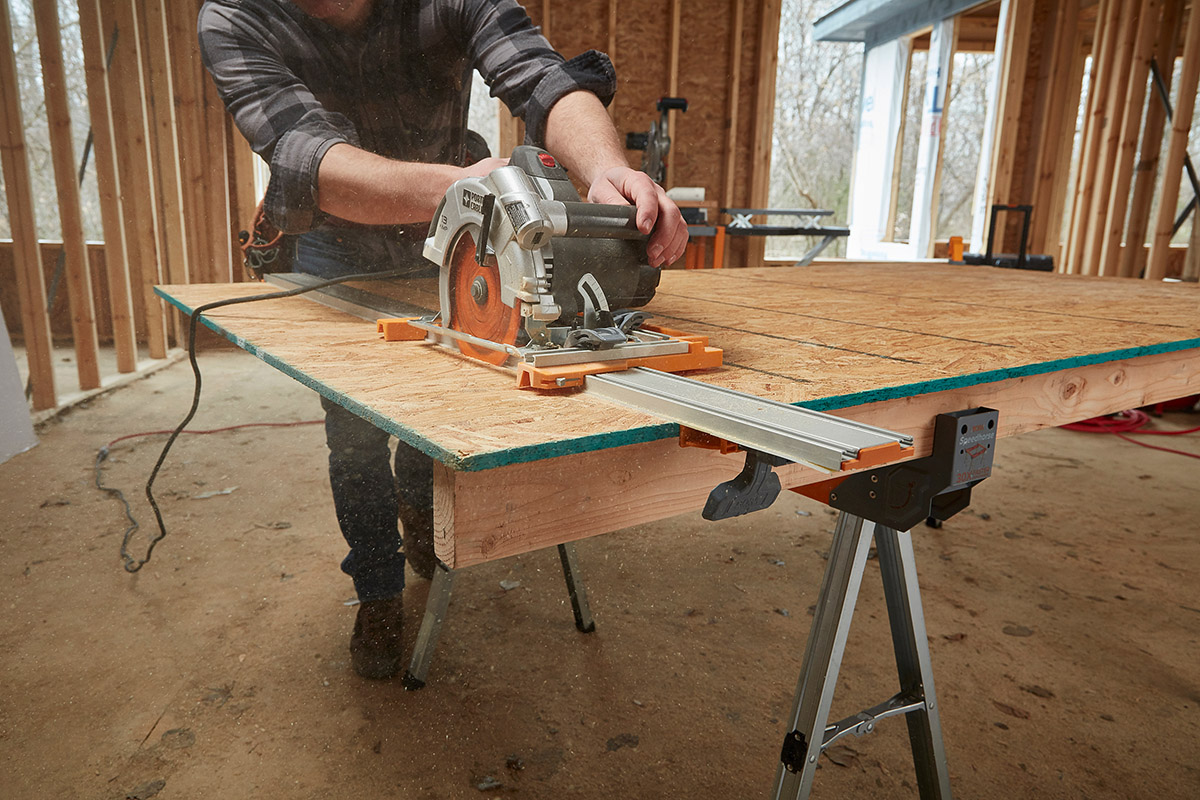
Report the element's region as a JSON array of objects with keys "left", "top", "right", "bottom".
[
  {"left": 722, "top": 0, "right": 745, "bottom": 220},
  {"left": 1184, "top": 206, "right": 1200, "bottom": 281},
  {"left": 165, "top": 0, "right": 209, "bottom": 284},
  {"left": 747, "top": 0, "right": 782, "bottom": 266},
  {"left": 34, "top": 0, "right": 101, "bottom": 390},
  {"left": 1064, "top": 0, "right": 1120, "bottom": 273},
  {"left": 1080, "top": 0, "right": 1142, "bottom": 275},
  {"left": 666, "top": 0, "right": 681, "bottom": 188},
  {"left": 1097, "top": 0, "right": 1163, "bottom": 277},
  {"left": 1146, "top": 0, "right": 1200, "bottom": 280},
  {"left": 77, "top": 0, "right": 136, "bottom": 373},
  {"left": 202, "top": 71, "right": 234, "bottom": 283},
  {"left": 1121, "top": 0, "right": 1185, "bottom": 277},
  {"left": 607, "top": 0, "right": 617, "bottom": 68},
  {"left": 227, "top": 115, "right": 258, "bottom": 282},
  {"left": 1028, "top": 0, "right": 1080, "bottom": 256},
  {"left": 140, "top": 0, "right": 191, "bottom": 291},
  {"left": 440, "top": 347, "right": 1200, "bottom": 569},
  {"left": 0, "top": 0, "right": 55, "bottom": 409},
  {"left": 541, "top": 0, "right": 551, "bottom": 43},
  {"left": 988, "top": 0, "right": 1033, "bottom": 251},
  {"left": 101, "top": 0, "right": 168, "bottom": 357}
]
